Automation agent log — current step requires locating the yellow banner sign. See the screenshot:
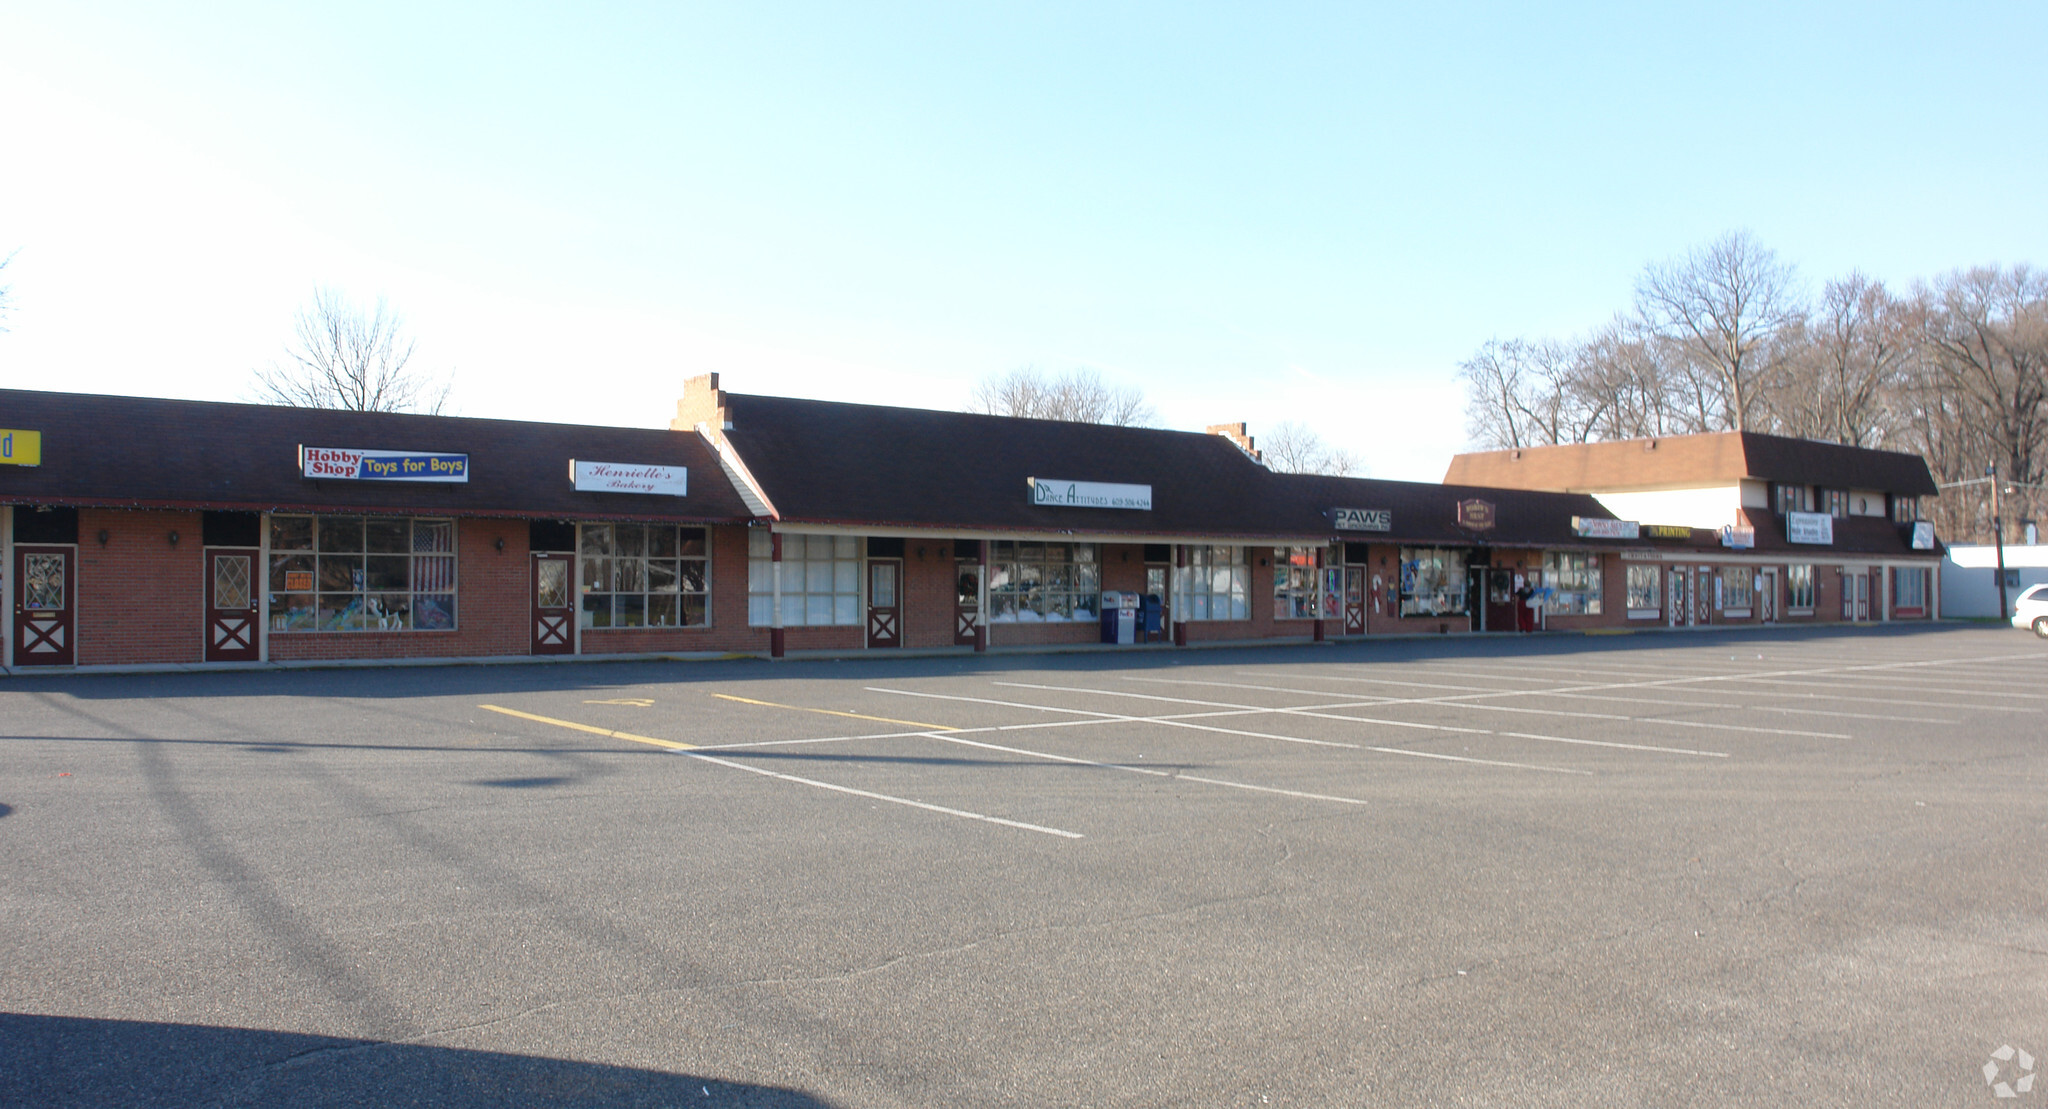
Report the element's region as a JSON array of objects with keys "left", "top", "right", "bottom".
[{"left": 0, "top": 429, "right": 40, "bottom": 466}]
